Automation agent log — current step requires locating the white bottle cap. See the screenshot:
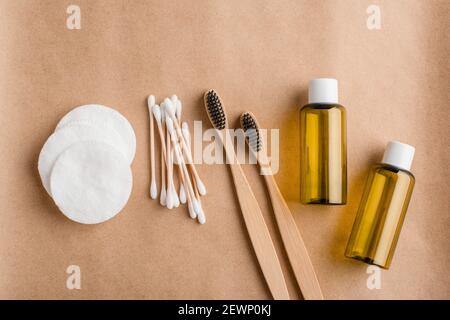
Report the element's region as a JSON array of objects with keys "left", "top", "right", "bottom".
[
  {"left": 381, "top": 141, "right": 415, "bottom": 171},
  {"left": 308, "top": 78, "right": 338, "bottom": 104}
]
